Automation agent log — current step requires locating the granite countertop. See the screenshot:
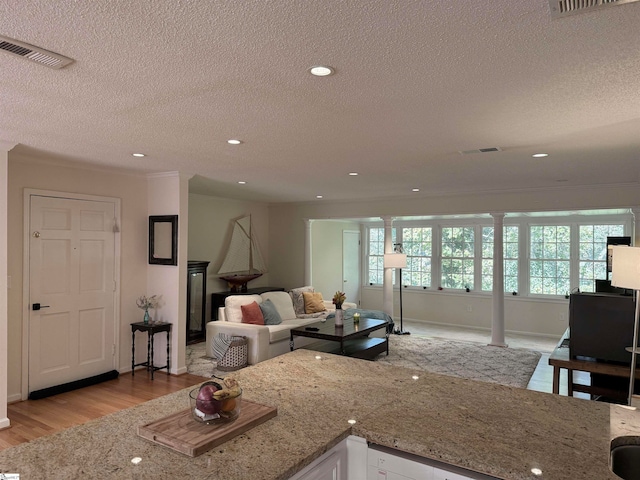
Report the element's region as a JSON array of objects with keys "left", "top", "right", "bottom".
[{"left": 0, "top": 349, "right": 636, "bottom": 479}]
